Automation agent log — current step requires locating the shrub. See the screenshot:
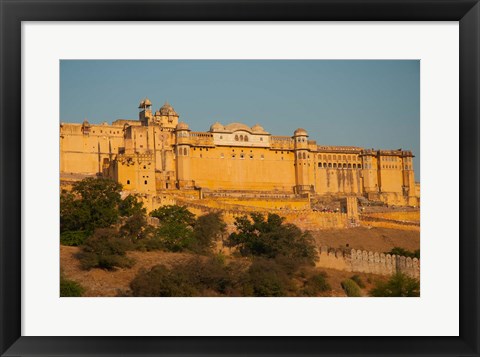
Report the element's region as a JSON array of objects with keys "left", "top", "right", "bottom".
[
  {"left": 386, "top": 247, "right": 420, "bottom": 259},
  {"left": 369, "top": 273, "right": 420, "bottom": 297},
  {"left": 341, "top": 279, "right": 362, "bottom": 297},
  {"left": 350, "top": 274, "right": 365, "bottom": 288},
  {"left": 242, "top": 258, "right": 292, "bottom": 297},
  {"left": 79, "top": 228, "right": 134, "bottom": 270},
  {"left": 302, "top": 272, "right": 331, "bottom": 296},
  {"left": 130, "top": 265, "right": 197, "bottom": 297},
  {"left": 60, "top": 230, "right": 89, "bottom": 246},
  {"left": 130, "top": 255, "right": 242, "bottom": 297},
  {"left": 60, "top": 275, "right": 85, "bottom": 297}
]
